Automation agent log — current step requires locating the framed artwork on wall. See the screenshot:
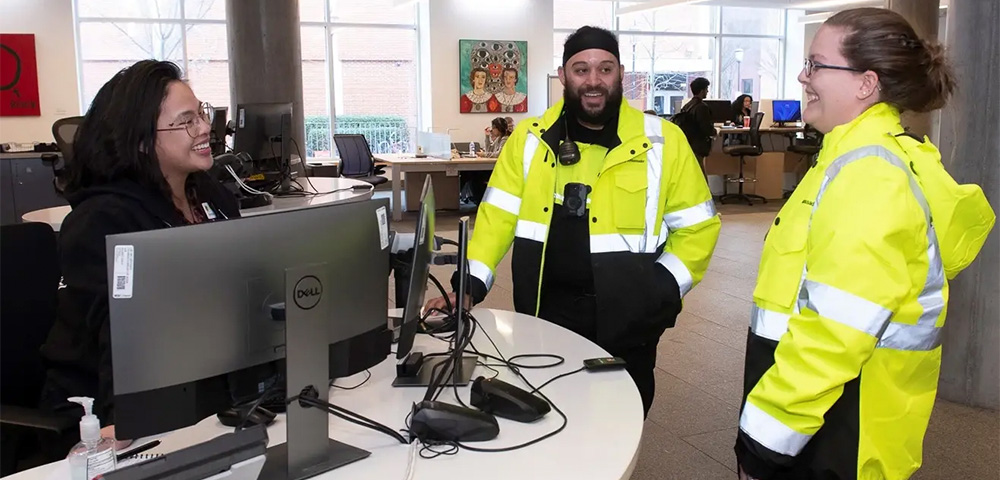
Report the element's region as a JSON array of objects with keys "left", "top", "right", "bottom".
[
  {"left": 459, "top": 39, "right": 527, "bottom": 114},
  {"left": 0, "top": 33, "right": 41, "bottom": 117}
]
